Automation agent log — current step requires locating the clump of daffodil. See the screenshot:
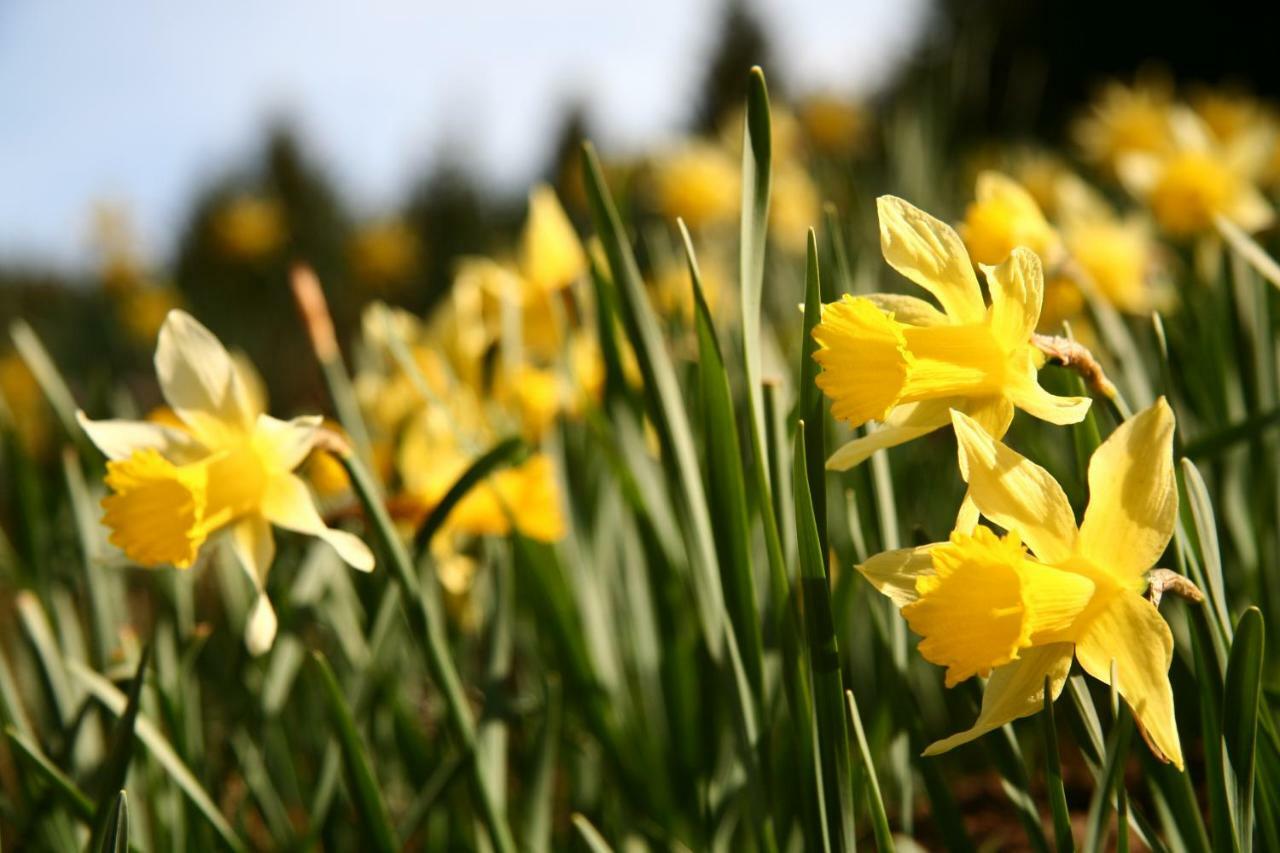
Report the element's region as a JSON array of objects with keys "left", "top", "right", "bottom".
[
  {"left": 651, "top": 141, "right": 740, "bottom": 230},
  {"left": 857, "top": 399, "right": 1184, "bottom": 767},
  {"left": 960, "top": 171, "right": 1063, "bottom": 267},
  {"left": 1190, "top": 86, "right": 1278, "bottom": 150},
  {"left": 813, "top": 196, "right": 1089, "bottom": 471},
  {"left": 1074, "top": 75, "right": 1175, "bottom": 175},
  {"left": 1118, "top": 109, "right": 1273, "bottom": 237},
  {"left": 348, "top": 218, "right": 422, "bottom": 293},
  {"left": 212, "top": 194, "right": 286, "bottom": 260},
  {"left": 77, "top": 310, "right": 374, "bottom": 654}
]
